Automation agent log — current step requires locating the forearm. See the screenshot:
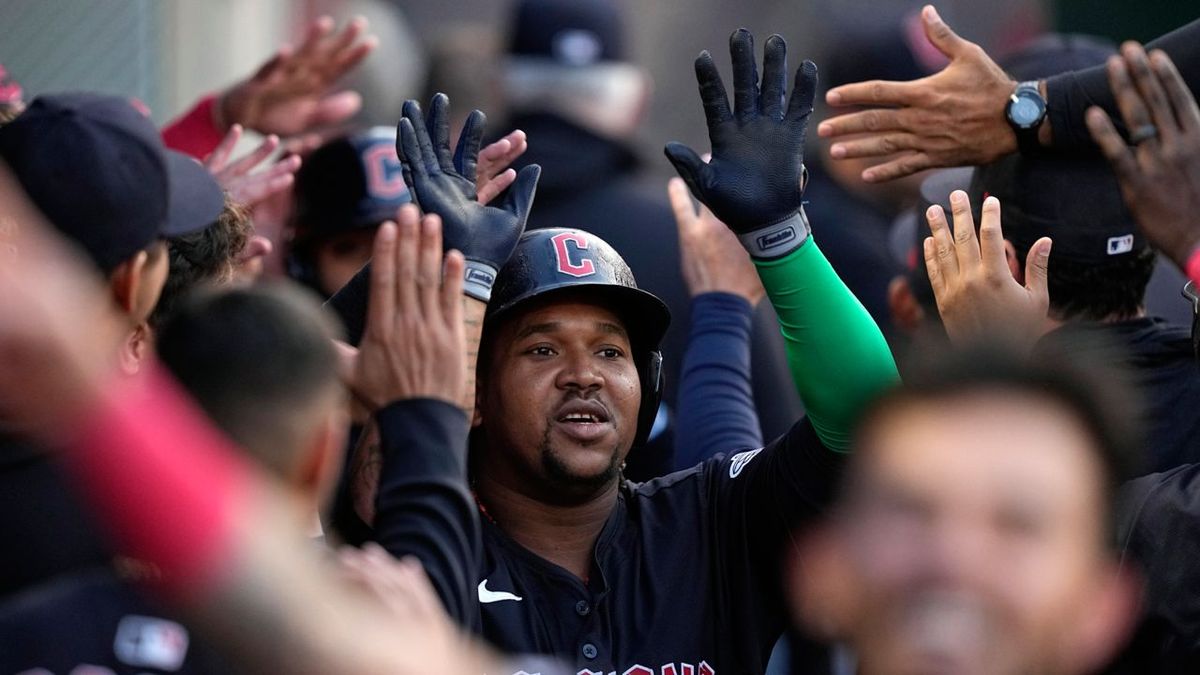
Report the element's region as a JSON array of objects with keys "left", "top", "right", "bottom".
[
  {"left": 675, "top": 292, "right": 763, "bottom": 468},
  {"left": 372, "top": 399, "right": 480, "bottom": 626},
  {"left": 755, "top": 238, "right": 899, "bottom": 452},
  {"left": 462, "top": 297, "right": 485, "bottom": 415},
  {"left": 1045, "top": 19, "right": 1200, "bottom": 150}
]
